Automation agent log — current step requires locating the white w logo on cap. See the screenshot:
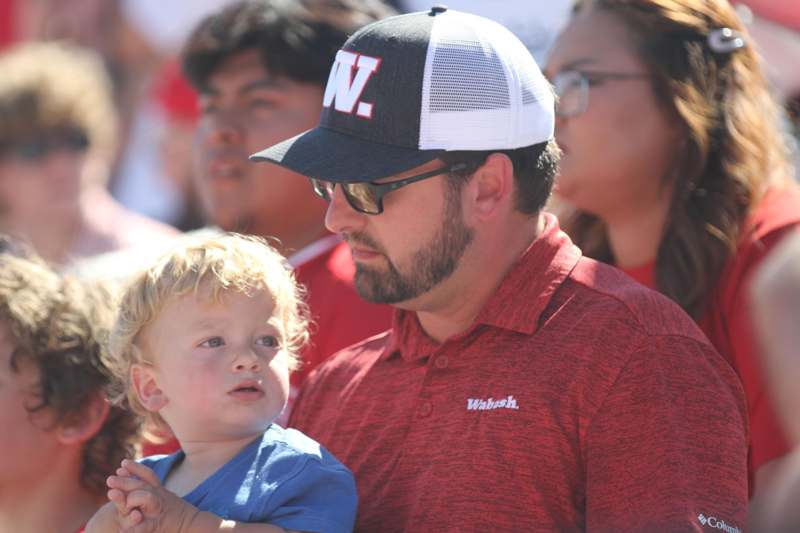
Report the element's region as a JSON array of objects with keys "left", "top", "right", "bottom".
[{"left": 323, "top": 50, "right": 381, "bottom": 119}]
